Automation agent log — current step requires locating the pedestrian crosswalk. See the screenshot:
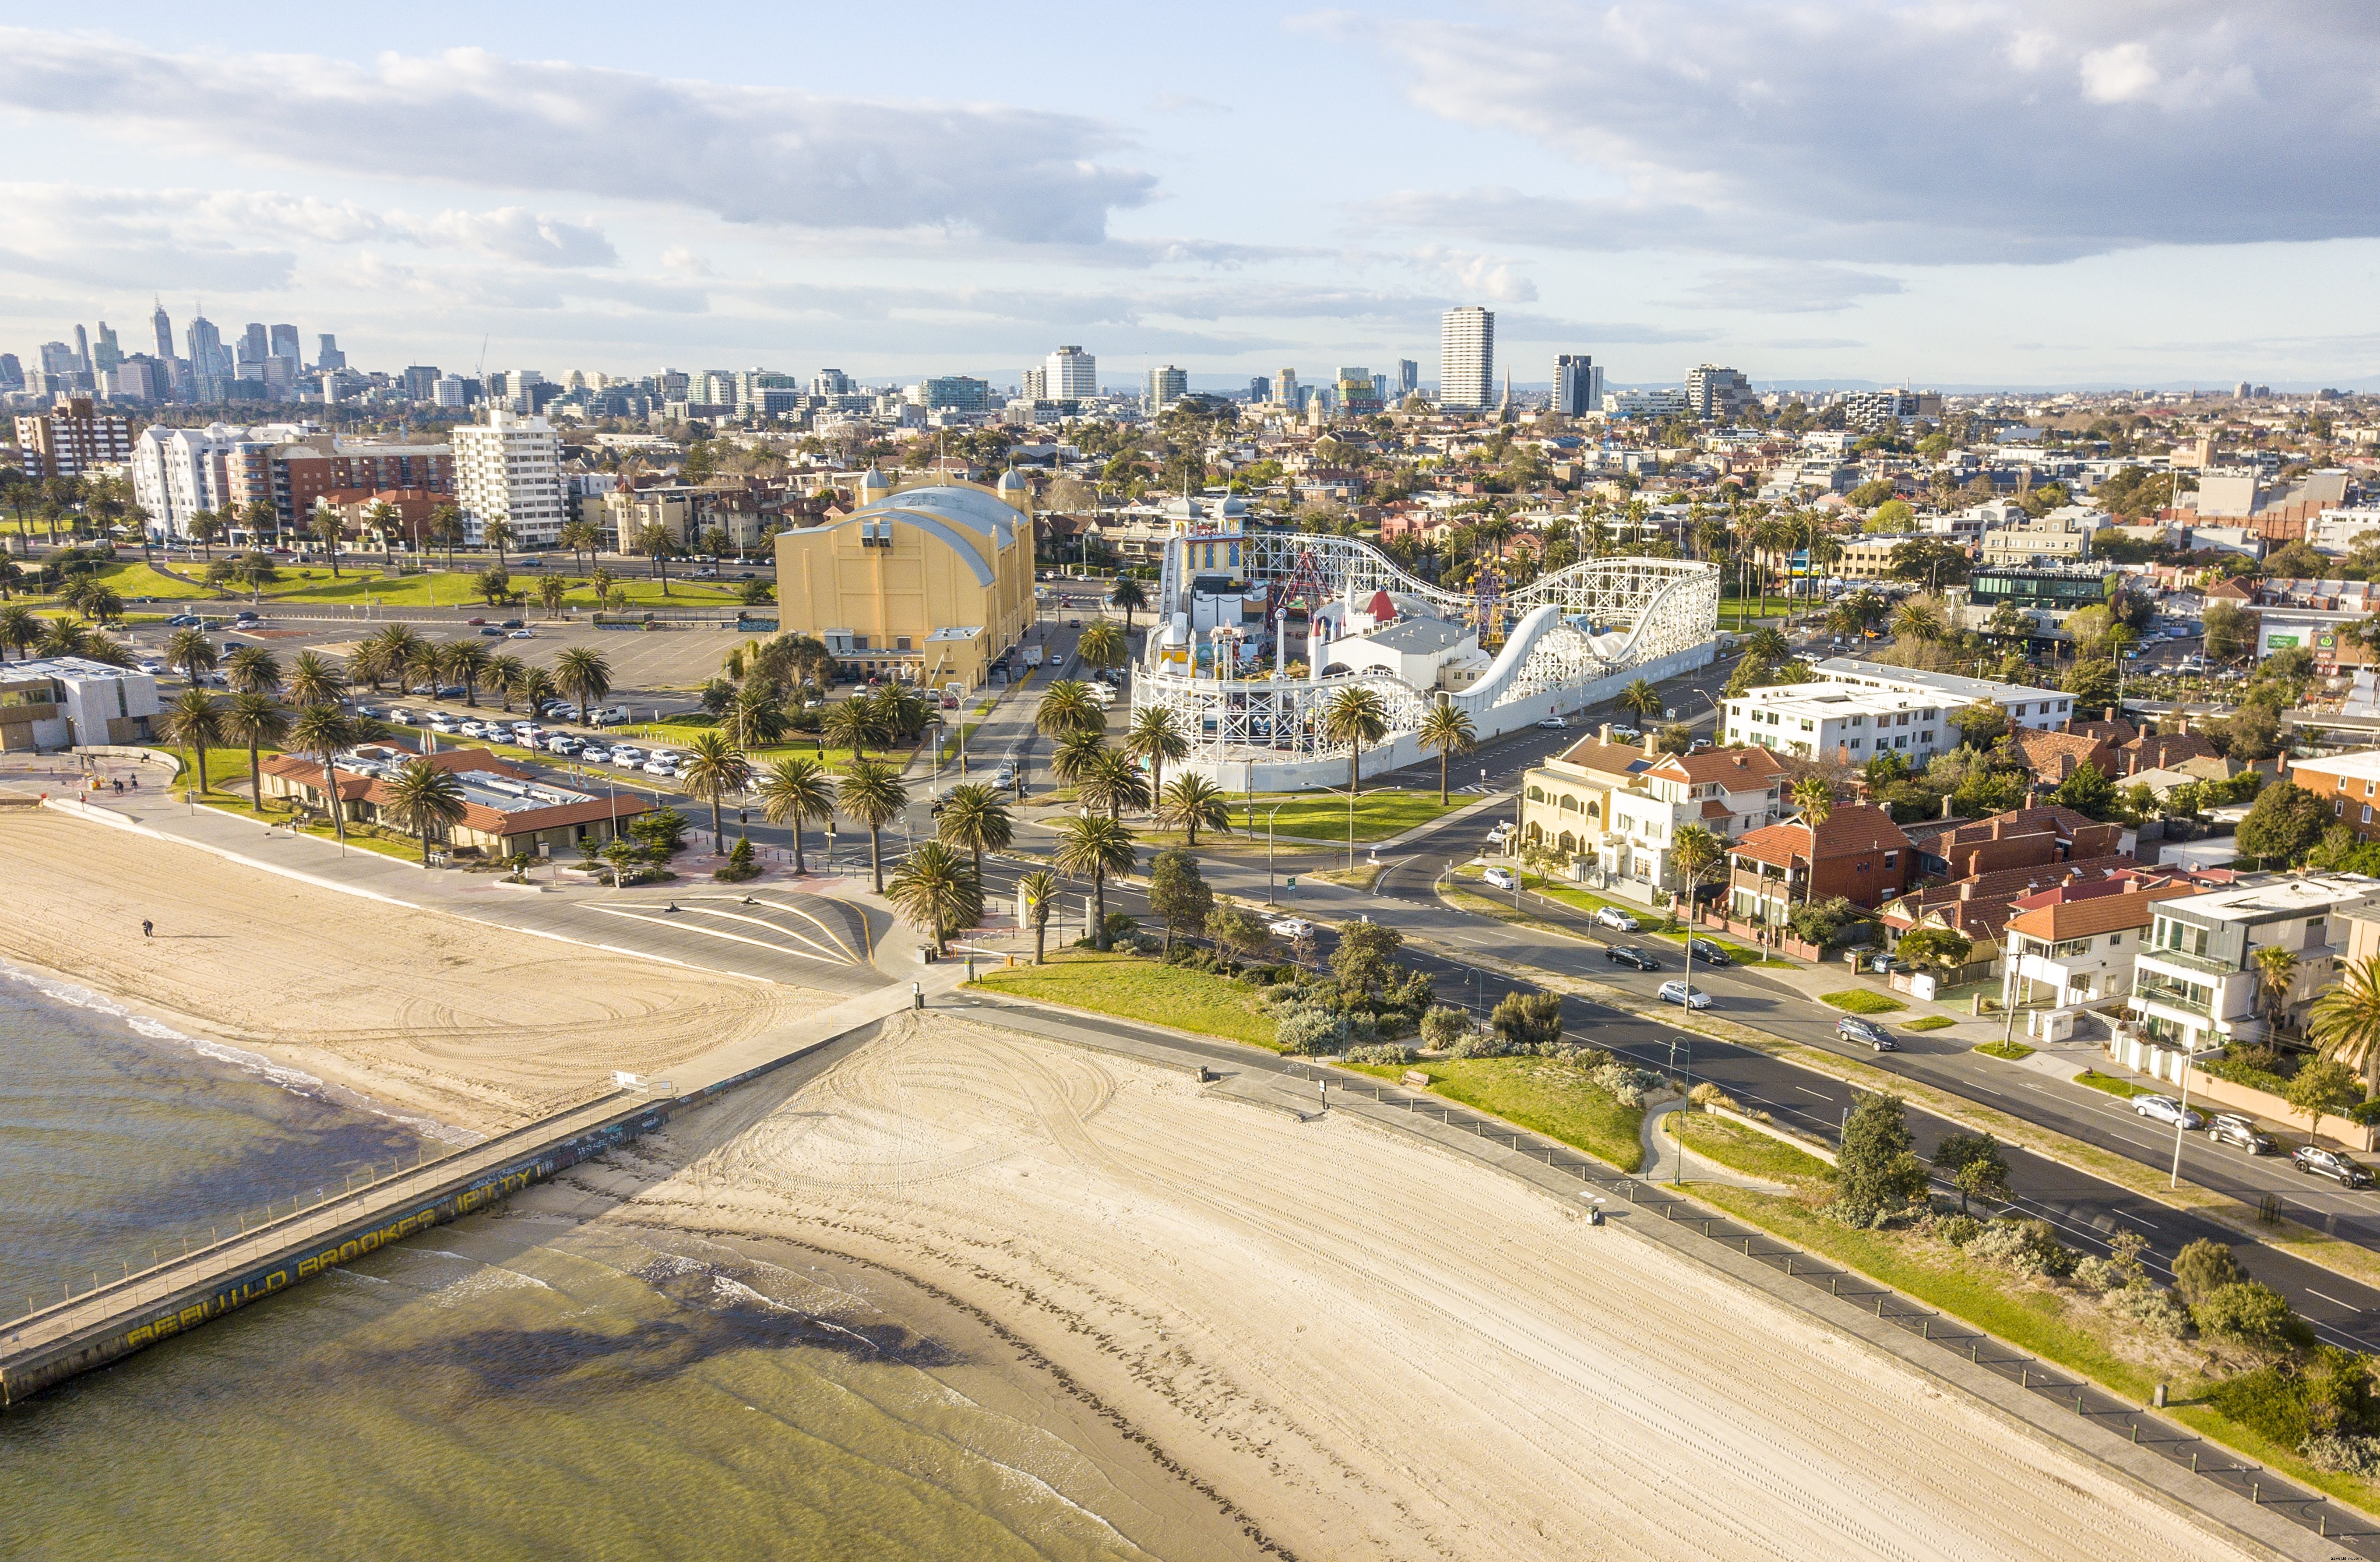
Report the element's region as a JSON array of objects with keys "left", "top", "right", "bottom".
[{"left": 1454, "top": 782, "right": 1500, "bottom": 795}]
